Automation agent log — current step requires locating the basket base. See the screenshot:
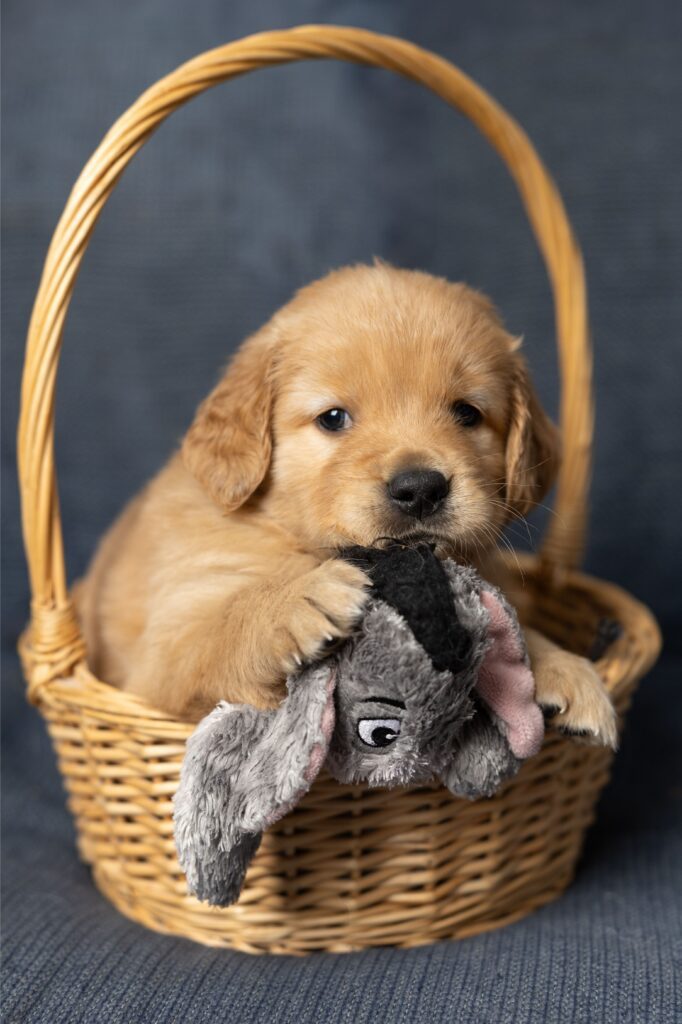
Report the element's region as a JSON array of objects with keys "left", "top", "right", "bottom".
[{"left": 91, "top": 857, "right": 578, "bottom": 954}]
